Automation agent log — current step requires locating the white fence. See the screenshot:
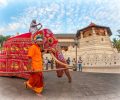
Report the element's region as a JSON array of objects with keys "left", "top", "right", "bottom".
[{"left": 82, "top": 53, "right": 120, "bottom": 67}]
